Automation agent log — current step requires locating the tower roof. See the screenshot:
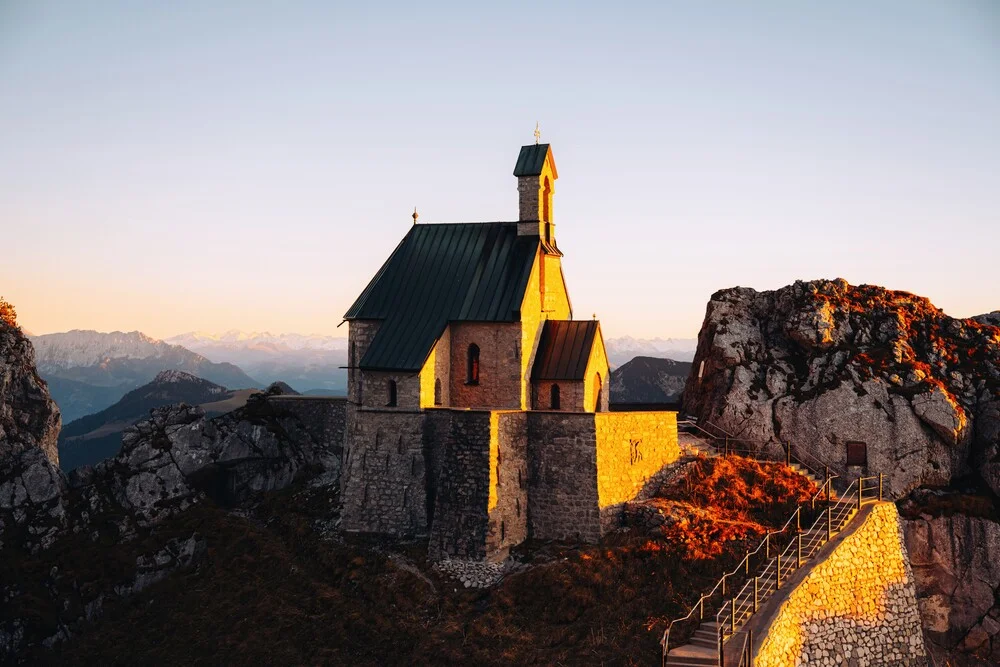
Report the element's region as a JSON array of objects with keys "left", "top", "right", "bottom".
[
  {"left": 344, "top": 222, "right": 538, "bottom": 371},
  {"left": 513, "top": 143, "right": 556, "bottom": 178}
]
